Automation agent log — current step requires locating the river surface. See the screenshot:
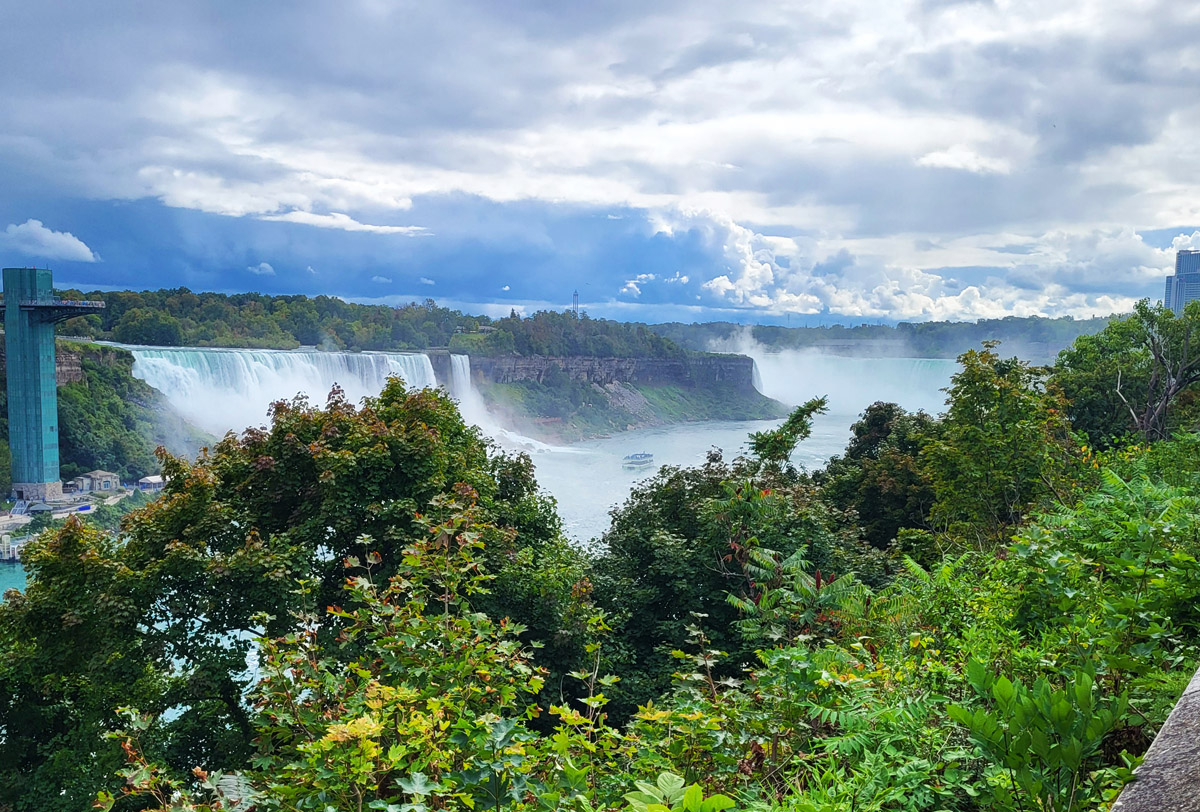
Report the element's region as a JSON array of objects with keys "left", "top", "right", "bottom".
[
  {"left": 0, "top": 564, "right": 25, "bottom": 595},
  {"left": 528, "top": 352, "right": 958, "bottom": 542},
  {"left": 527, "top": 414, "right": 855, "bottom": 543}
]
